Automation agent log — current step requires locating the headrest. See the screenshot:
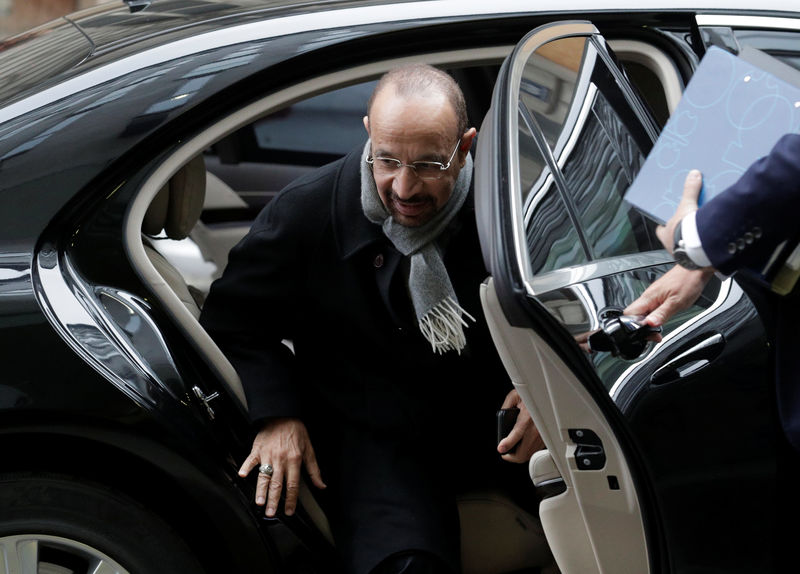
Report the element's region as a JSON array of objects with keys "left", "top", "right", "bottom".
[{"left": 142, "top": 154, "right": 206, "bottom": 240}]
